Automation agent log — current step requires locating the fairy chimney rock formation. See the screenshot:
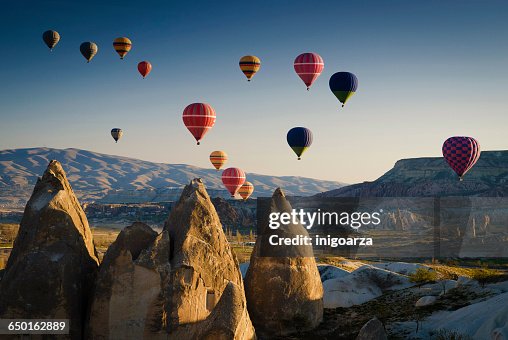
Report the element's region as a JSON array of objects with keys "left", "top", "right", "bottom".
[
  {"left": 0, "top": 160, "right": 99, "bottom": 339},
  {"left": 87, "top": 222, "right": 169, "bottom": 339},
  {"left": 163, "top": 178, "right": 255, "bottom": 339},
  {"left": 245, "top": 187, "right": 323, "bottom": 337}
]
